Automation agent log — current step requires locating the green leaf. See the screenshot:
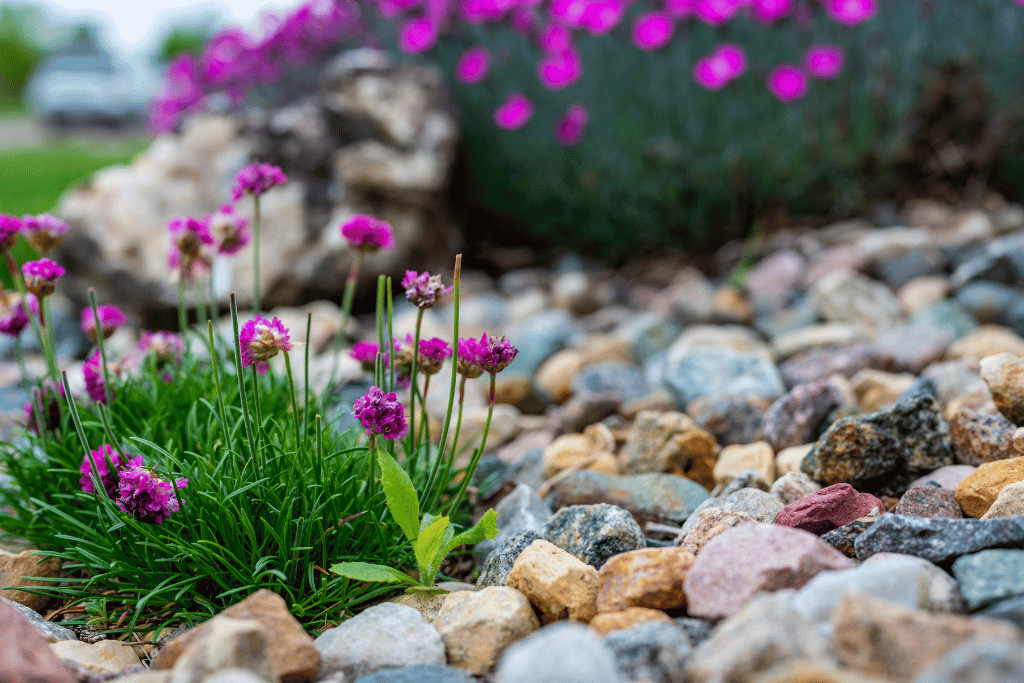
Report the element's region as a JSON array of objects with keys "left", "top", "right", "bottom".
[
  {"left": 377, "top": 449, "right": 420, "bottom": 542},
  {"left": 413, "top": 514, "right": 449, "bottom": 584},
  {"left": 329, "top": 562, "right": 418, "bottom": 586},
  {"left": 439, "top": 508, "right": 498, "bottom": 560}
]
